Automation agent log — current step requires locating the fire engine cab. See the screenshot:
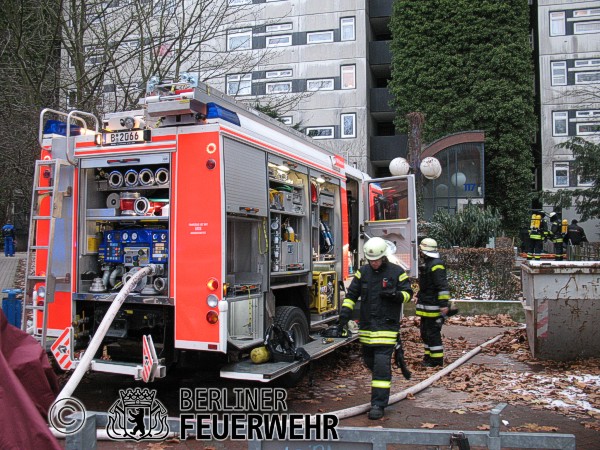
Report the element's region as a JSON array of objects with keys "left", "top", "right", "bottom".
[{"left": 26, "top": 75, "right": 418, "bottom": 384}]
